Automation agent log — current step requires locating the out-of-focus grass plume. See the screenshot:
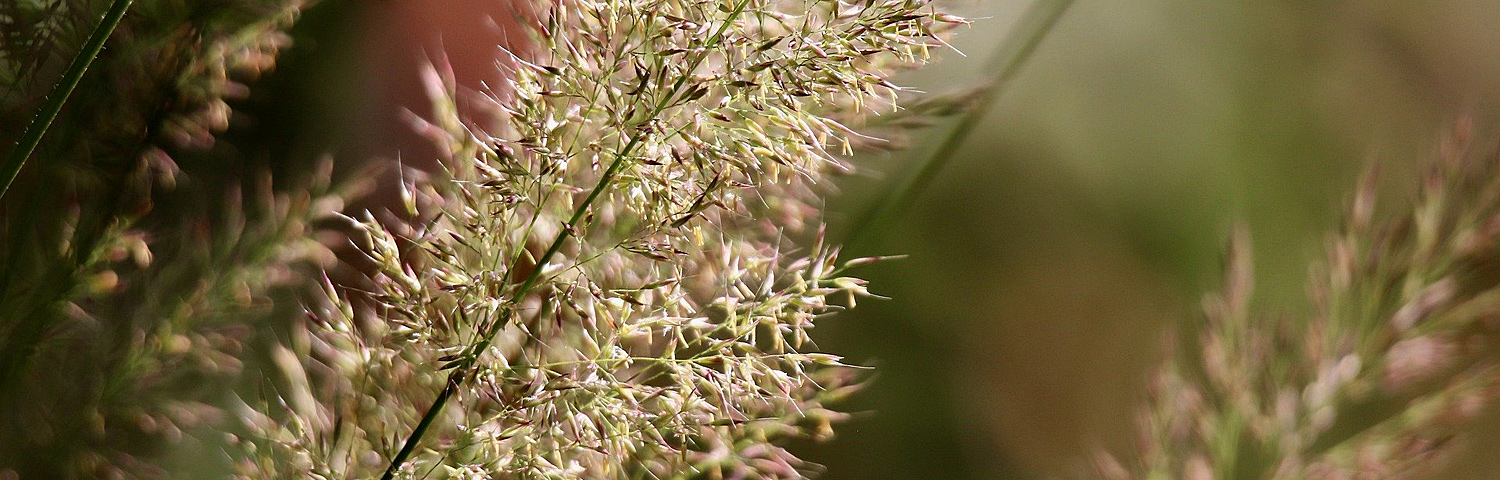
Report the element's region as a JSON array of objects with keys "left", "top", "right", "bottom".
[
  {"left": 1093, "top": 120, "right": 1500, "bottom": 479},
  {"left": 0, "top": 0, "right": 322, "bottom": 477}
]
